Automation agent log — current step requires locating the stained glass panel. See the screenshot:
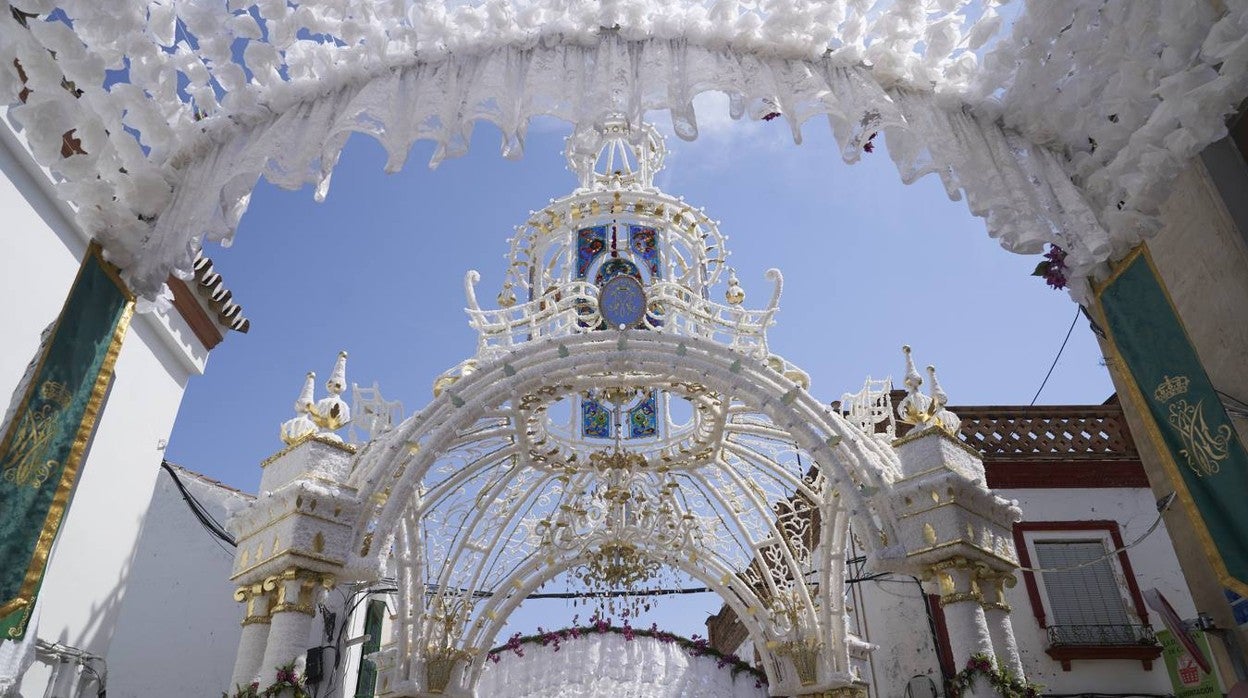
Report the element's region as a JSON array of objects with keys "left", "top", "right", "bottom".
[
  {"left": 576, "top": 226, "right": 608, "bottom": 279},
  {"left": 629, "top": 226, "right": 660, "bottom": 278},
  {"left": 581, "top": 398, "right": 611, "bottom": 438},
  {"left": 628, "top": 391, "right": 658, "bottom": 438}
]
